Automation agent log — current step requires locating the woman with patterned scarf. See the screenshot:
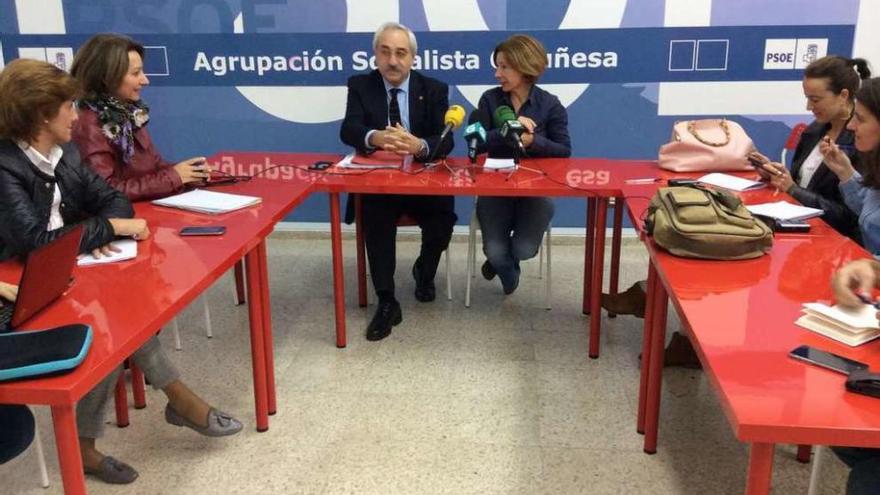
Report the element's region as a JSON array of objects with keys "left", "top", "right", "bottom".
[
  {"left": 71, "top": 34, "right": 209, "bottom": 201},
  {"left": 69, "top": 34, "right": 243, "bottom": 485}
]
